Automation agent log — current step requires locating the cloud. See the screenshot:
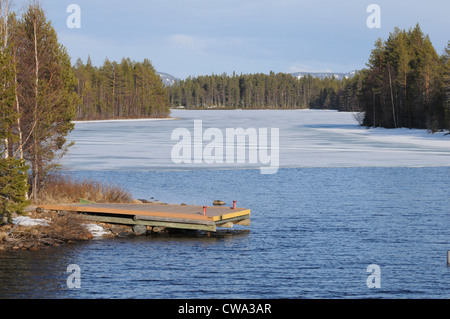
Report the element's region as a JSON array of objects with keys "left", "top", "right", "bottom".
[{"left": 168, "top": 34, "right": 208, "bottom": 51}]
